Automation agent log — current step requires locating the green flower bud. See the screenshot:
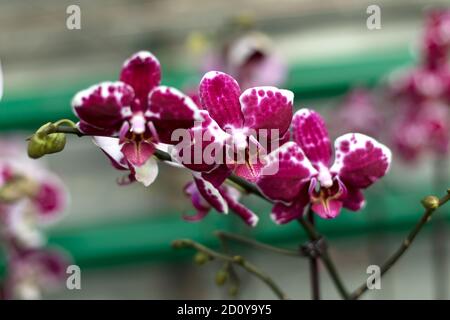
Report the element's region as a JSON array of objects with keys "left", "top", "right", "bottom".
[
  {"left": 194, "top": 252, "right": 209, "bottom": 265},
  {"left": 228, "top": 285, "right": 239, "bottom": 297},
  {"left": 421, "top": 196, "right": 440, "bottom": 210},
  {"left": 28, "top": 131, "right": 66, "bottom": 159},
  {"left": 215, "top": 270, "right": 229, "bottom": 286}
]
